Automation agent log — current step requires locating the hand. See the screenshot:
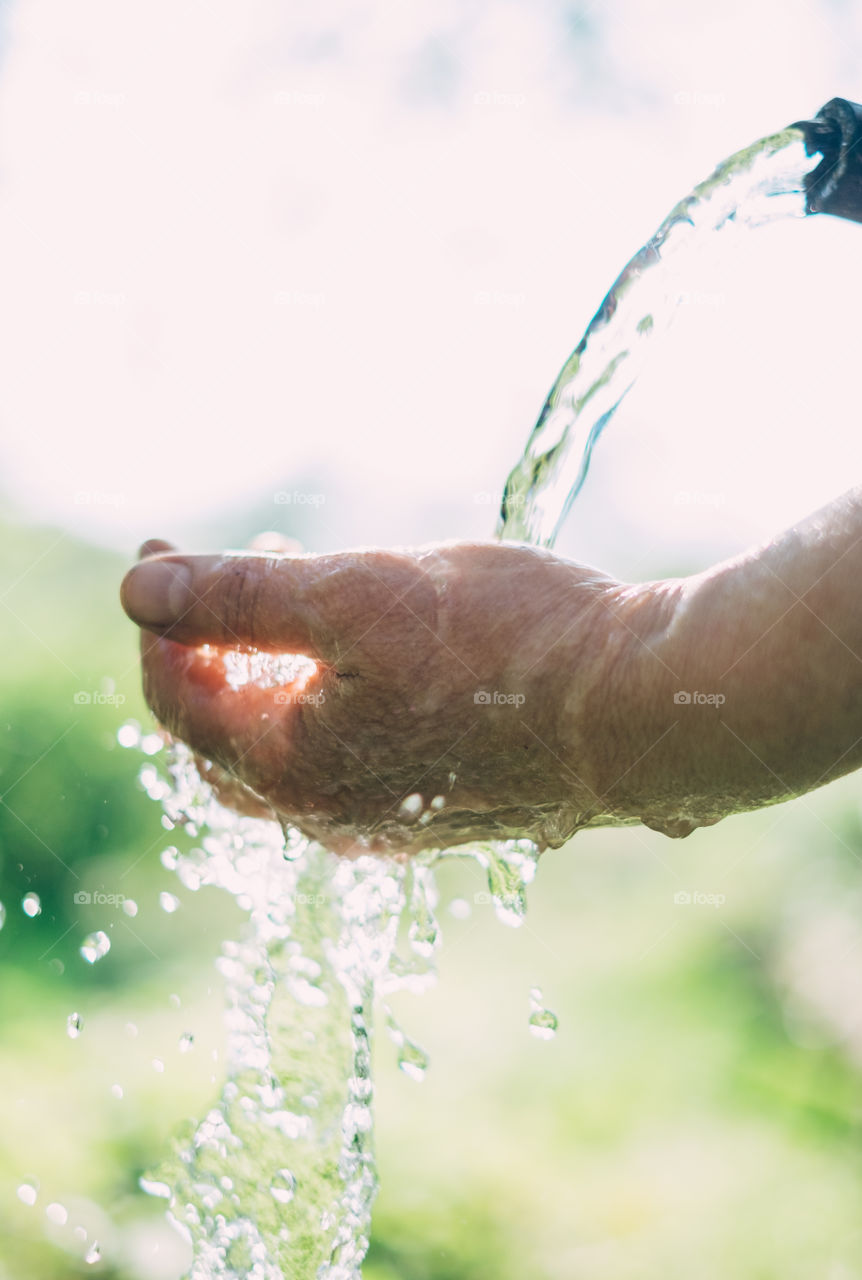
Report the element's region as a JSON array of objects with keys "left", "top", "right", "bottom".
[{"left": 120, "top": 536, "right": 661, "bottom": 855}]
